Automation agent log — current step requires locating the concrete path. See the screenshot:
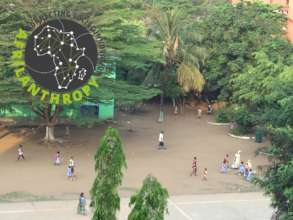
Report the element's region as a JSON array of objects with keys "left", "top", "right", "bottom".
[{"left": 0, "top": 192, "right": 273, "bottom": 220}]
